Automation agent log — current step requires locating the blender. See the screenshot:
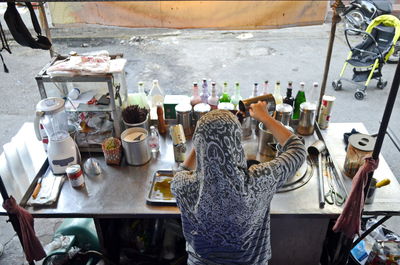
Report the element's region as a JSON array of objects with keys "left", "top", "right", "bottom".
[{"left": 34, "top": 97, "right": 79, "bottom": 174}]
